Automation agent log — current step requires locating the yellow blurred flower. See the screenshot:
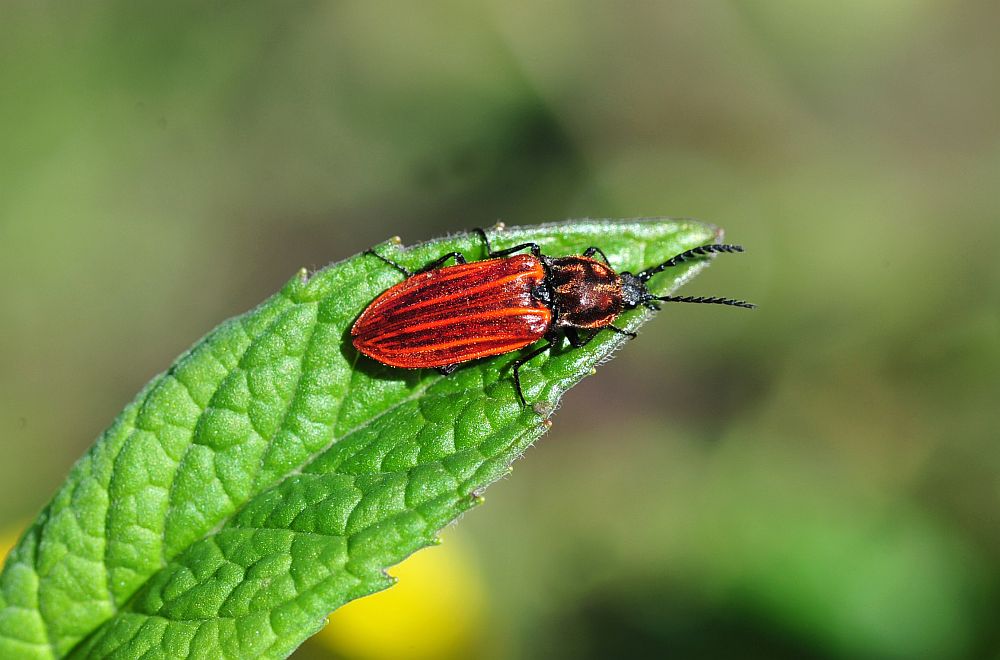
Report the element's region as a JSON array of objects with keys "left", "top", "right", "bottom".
[
  {"left": 308, "top": 532, "right": 487, "bottom": 660},
  {"left": 0, "top": 523, "right": 22, "bottom": 564},
  {"left": 1, "top": 523, "right": 486, "bottom": 660}
]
